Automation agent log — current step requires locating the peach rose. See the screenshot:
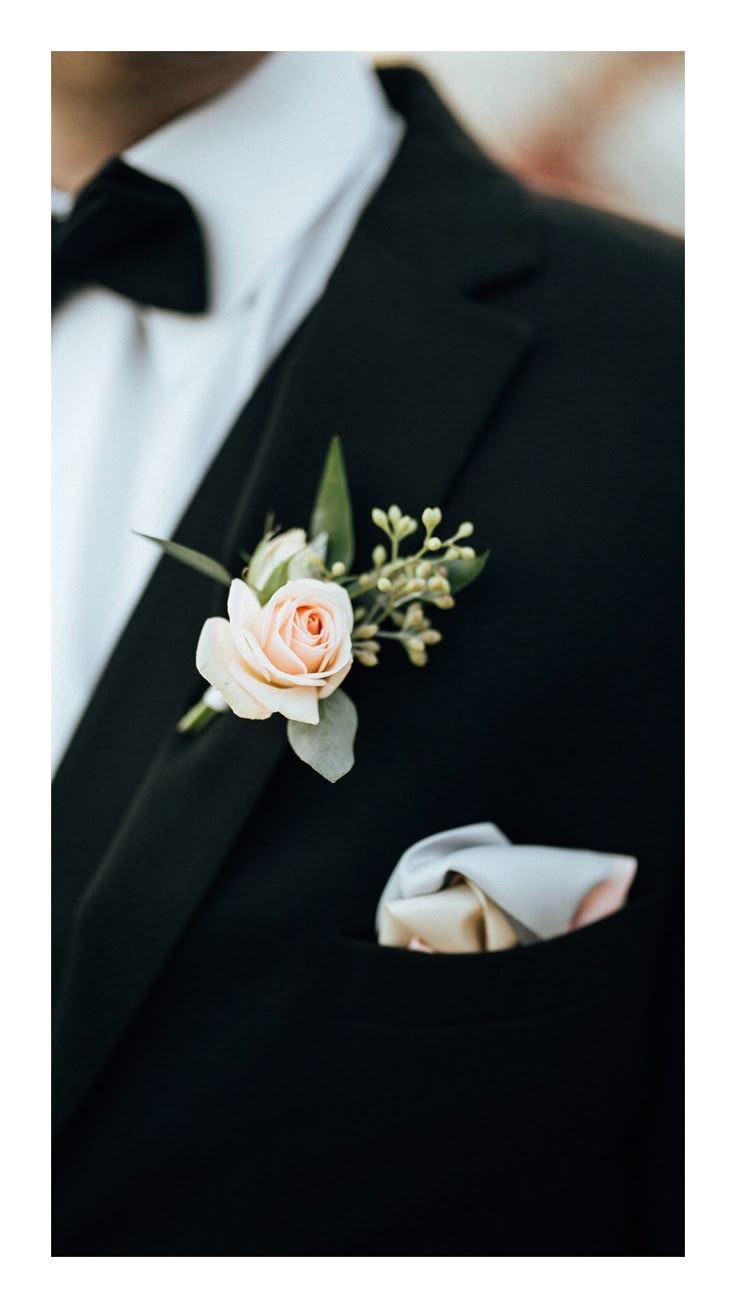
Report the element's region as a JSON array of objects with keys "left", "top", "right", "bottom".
[{"left": 196, "top": 577, "right": 354, "bottom": 725}]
